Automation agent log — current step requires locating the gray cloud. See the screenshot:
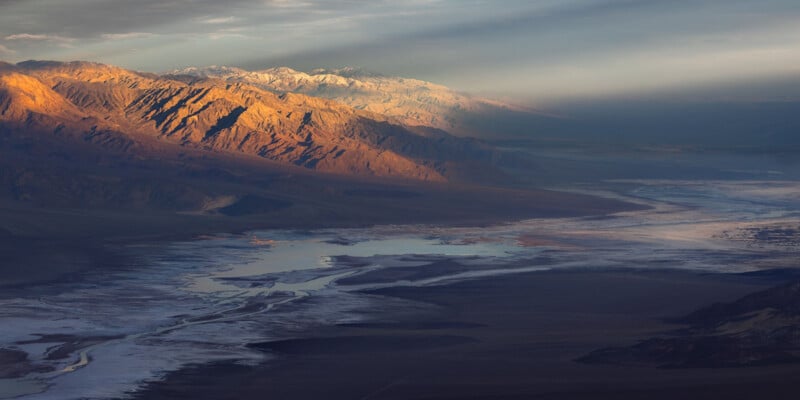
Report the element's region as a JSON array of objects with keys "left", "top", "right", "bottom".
[
  {"left": 0, "top": 0, "right": 258, "bottom": 38},
  {"left": 100, "top": 32, "right": 155, "bottom": 41},
  {"left": 4, "top": 33, "right": 74, "bottom": 42}
]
